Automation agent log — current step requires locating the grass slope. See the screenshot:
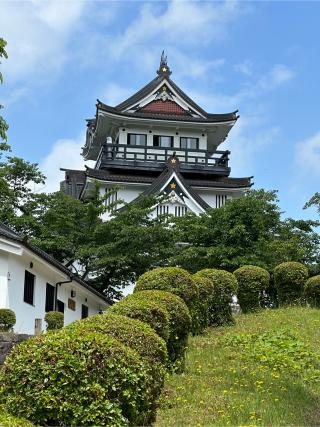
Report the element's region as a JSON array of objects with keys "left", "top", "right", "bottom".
[{"left": 156, "top": 307, "right": 320, "bottom": 426}]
